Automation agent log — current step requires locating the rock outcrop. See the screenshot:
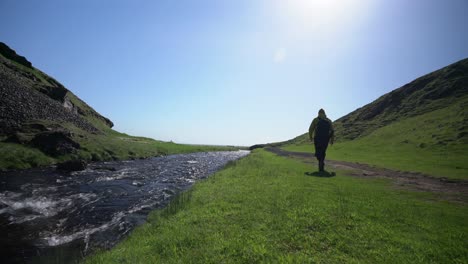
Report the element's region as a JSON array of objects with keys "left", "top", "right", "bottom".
[{"left": 30, "top": 131, "right": 80, "bottom": 156}]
